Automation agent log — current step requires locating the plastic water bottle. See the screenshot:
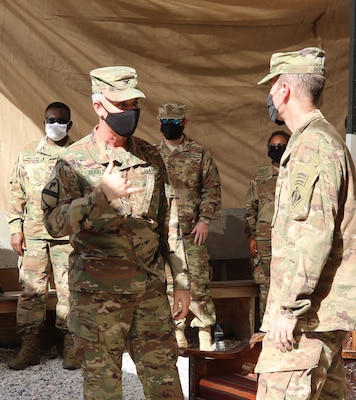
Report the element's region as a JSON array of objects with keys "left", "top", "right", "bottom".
[{"left": 214, "top": 323, "right": 226, "bottom": 351}]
